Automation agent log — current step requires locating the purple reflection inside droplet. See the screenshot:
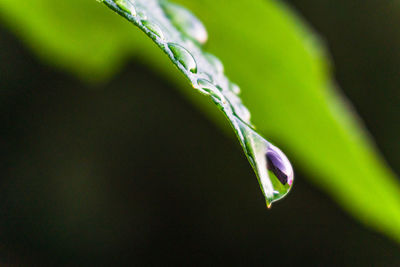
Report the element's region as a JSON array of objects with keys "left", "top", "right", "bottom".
[{"left": 266, "top": 145, "right": 293, "bottom": 186}]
